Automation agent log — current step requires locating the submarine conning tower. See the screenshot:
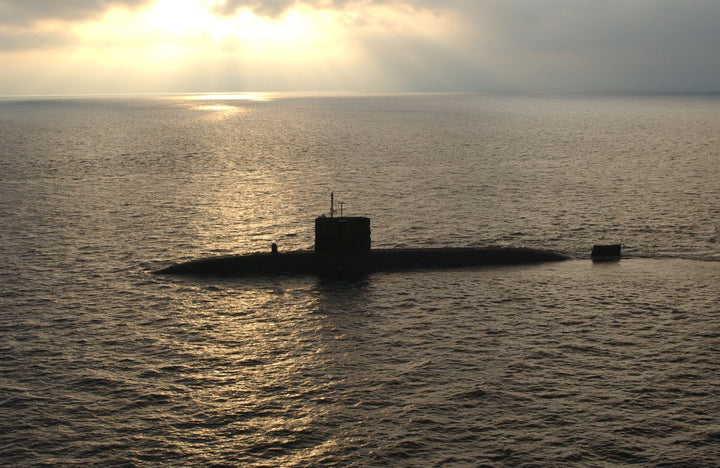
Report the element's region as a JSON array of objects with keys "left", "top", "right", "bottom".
[
  {"left": 314, "top": 193, "right": 371, "bottom": 254},
  {"left": 315, "top": 216, "right": 371, "bottom": 253}
]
